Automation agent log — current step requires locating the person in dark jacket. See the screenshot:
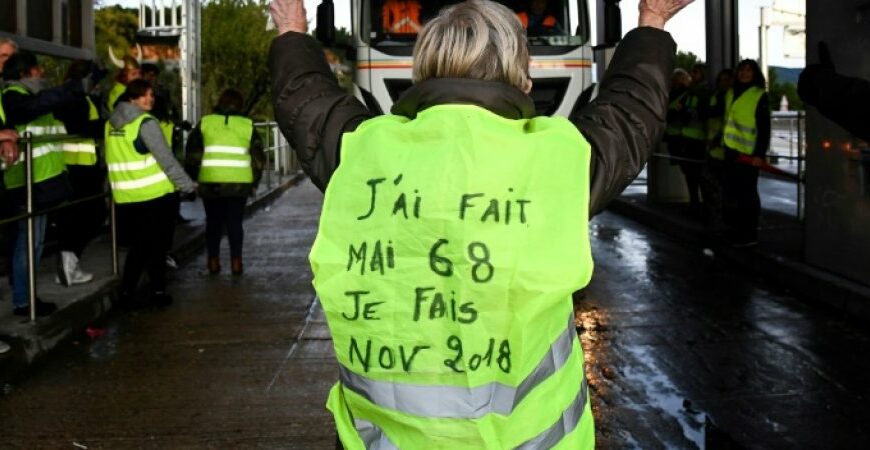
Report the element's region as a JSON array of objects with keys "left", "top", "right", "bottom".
[
  {"left": 185, "top": 89, "right": 265, "bottom": 275},
  {"left": 721, "top": 59, "right": 770, "bottom": 246},
  {"left": 52, "top": 60, "right": 108, "bottom": 286},
  {"left": 269, "top": 0, "right": 688, "bottom": 447},
  {"left": 2, "top": 52, "right": 87, "bottom": 316}
]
